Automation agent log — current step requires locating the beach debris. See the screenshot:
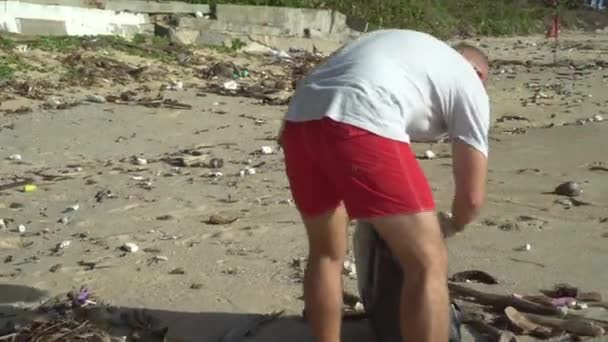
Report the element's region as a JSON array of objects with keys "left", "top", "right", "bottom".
[
  {"left": 343, "top": 260, "right": 357, "bottom": 279},
  {"left": 121, "top": 242, "right": 139, "bottom": 253},
  {"left": 592, "top": 114, "right": 604, "bottom": 122},
  {"left": 220, "top": 310, "right": 284, "bottom": 342},
  {"left": 78, "top": 257, "right": 113, "bottom": 271},
  {"left": 49, "top": 263, "right": 63, "bottom": 273},
  {"left": 54, "top": 240, "right": 72, "bottom": 252},
  {"left": 3, "top": 318, "right": 113, "bottom": 341},
  {"left": 17, "top": 224, "right": 26, "bottom": 233},
  {"left": 155, "top": 215, "right": 174, "bottom": 221},
  {"left": 168, "top": 80, "right": 184, "bottom": 91},
  {"left": 517, "top": 309, "right": 604, "bottom": 336},
  {"left": 0, "top": 219, "right": 6, "bottom": 230},
  {"left": 353, "top": 302, "right": 365, "bottom": 313},
  {"left": 147, "top": 255, "right": 168, "bottom": 266},
  {"left": 542, "top": 283, "right": 579, "bottom": 299},
  {"left": 63, "top": 204, "right": 80, "bottom": 213},
  {"left": 514, "top": 243, "right": 532, "bottom": 252},
  {"left": 576, "top": 292, "right": 602, "bottom": 302},
  {"left": 259, "top": 146, "right": 274, "bottom": 155},
  {"left": 169, "top": 267, "right": 185, "bottom": 275},
  {"left": 7, "top": 154, "right": 22, "bottom": 161},
  {"left": 424, "top": 150, "right": 436, "bottom": 159},
  {"left": 505, "top": 306, "right": 553, "bottom": 337},
  {"left": 94, "top": 189, "right": 115, "bottom": 203},
  {"left": 449, "top": 270, "right": 498, "bottom": 285},
  {"left": 553, "top": 181, "right": 582, "bottom": 197},
  {"left": 23, "top": 184, "right": 37, "bottom": 193},
  {"left": 223, "top": 80, "right": 239, "bottom": 90},
  {"left": 204, "top": 214, "right": 239, "bottom": 225},
  {"left": 239, "top": 167, "right": 256, "bottom": 177},
  {"left": 450, "top": 282, "right": 608, "bottom": 339},
  {"left": 449, "top": 283, "right": 561, "bottom": 316},
  {"left": 85, "top": 94, "right": 106, "bottom": 103},
  {"left": 106, "top": 92, "right": 192, "bottom": 110},
  {"left": 205, "top": 171, "right": 223, "bottom": 178},
  {"left": 208, "top": 158, "right": 224, "bottom": 169},
  {"left": 132, "top": 156, "right": 148, "bottom": 166}
]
